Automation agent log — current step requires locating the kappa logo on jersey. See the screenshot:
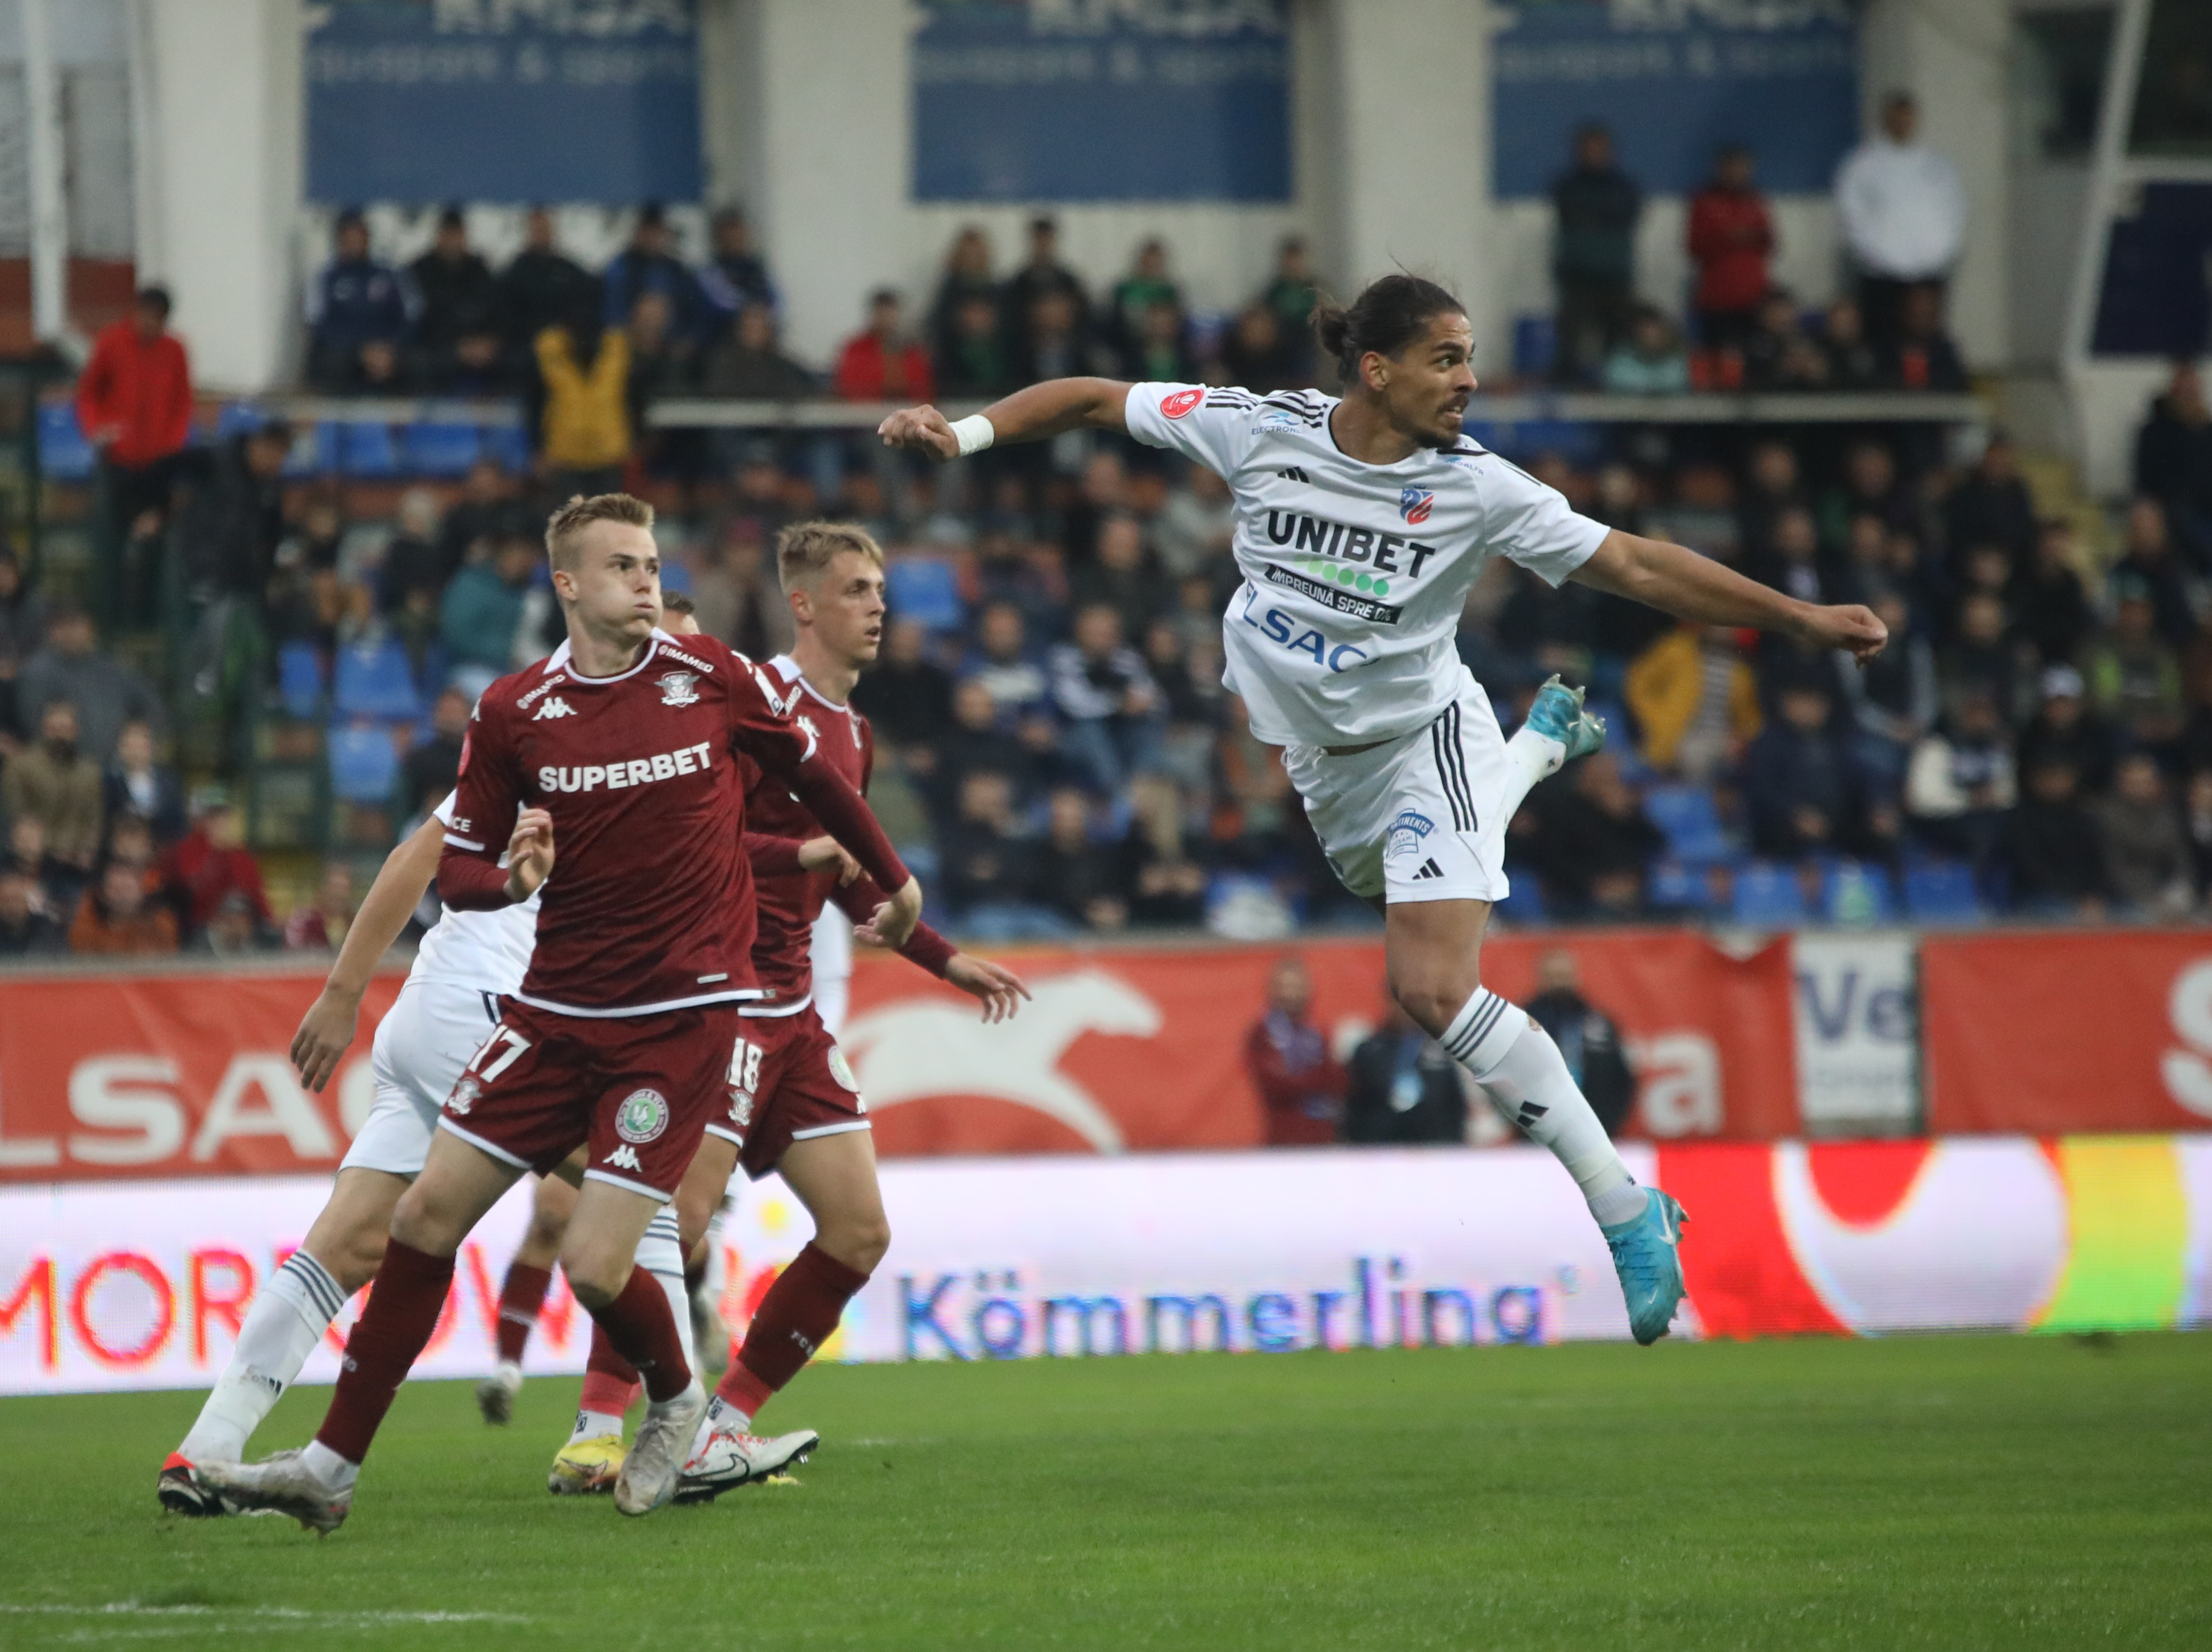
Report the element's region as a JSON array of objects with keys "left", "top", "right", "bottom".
[
  {"left": 615, "top": 1088, "right": 670, "bottom": 1143},
  {"left": 1400, "top": 487, "right": 1435, "bottom": 526},
  {"left": 447, "top": 1076, "right": 481, "bottom": 1115},
  {"left": 535, "top": 740, "right": 715, "bottom": 795},
  {"left": 1385, "top": 809, "right": 1435, "bottom": 861},
  {"left": 657, "top": 670, "right": 700, "bottom": 708},
  {"left": 1160, "top": 387, "right": 1205, "bottom": 420},
  {"left": 797, "top": 712, "right": 820, "bottom": 751},
  {"left": 533, "top": 696, "right": 575, "bottom": 721},
  {"left": 604, "top": 1144, "right": 643, "bottom": 1172}
]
